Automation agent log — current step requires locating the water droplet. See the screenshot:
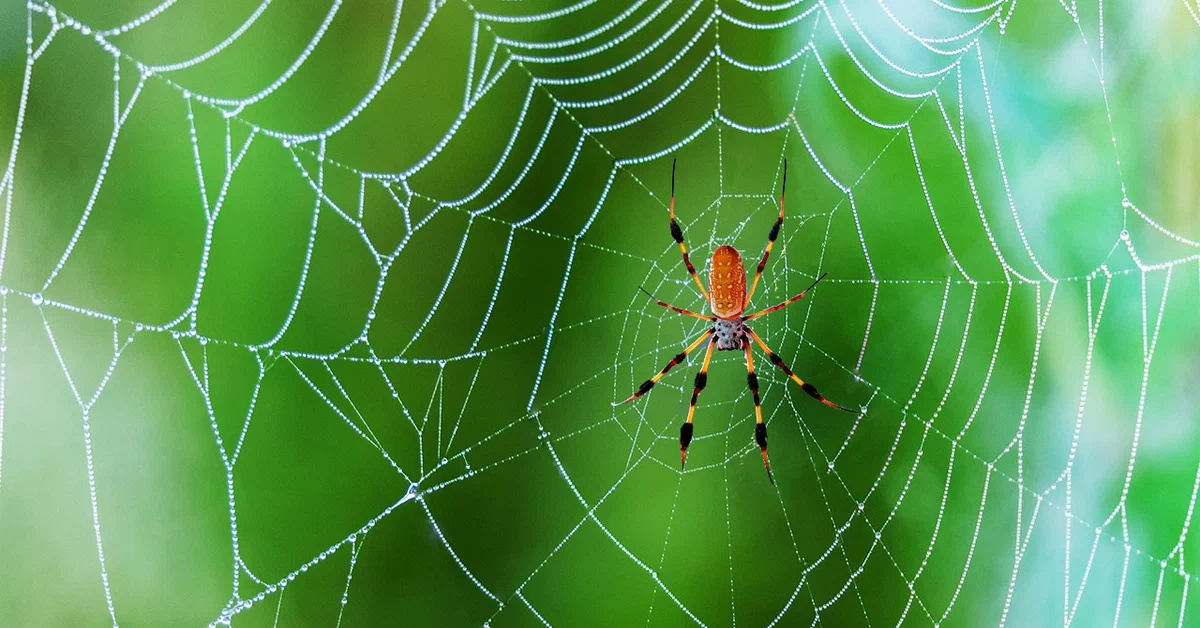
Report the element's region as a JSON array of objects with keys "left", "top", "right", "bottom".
[
  {"left": 135, "top": 323, "right": 143, "bottom": 331},
  {"left": 0, "top": 286, "right": 7, "bottom": 295},
  {"left": 441, "top": 457, "right": 448, "bottom": 465},
  {"left": 1120, "top": 229, "right": 1130, "bottom": 241},
  {"left": 857, "top": 502, "right": 864, "bottom": 511},
  {"left": 367, "top": 310, "right": 376, "bottom": 320},
  {"left": 30, "top": 293, "right": 43, "bottom": 306}
]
